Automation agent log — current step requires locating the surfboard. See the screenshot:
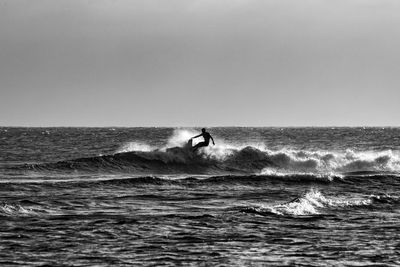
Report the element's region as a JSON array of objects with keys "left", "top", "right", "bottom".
[{"left": 186, "top": 139, "right": 193, "bottom": 149}]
